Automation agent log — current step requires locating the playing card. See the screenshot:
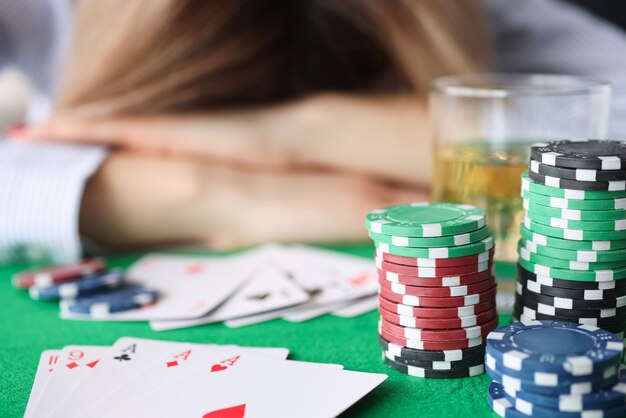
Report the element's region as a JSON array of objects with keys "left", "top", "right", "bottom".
[
  {"left": 23, "top": 350, "right": 60, "bottom": 418},
  {"left": 60, "top": 250, "right": 266, "bottom": 321},
  {"left": 332, "top": 294, "right": 378, "bottom": 318},
  {"left": 27, "top": 346, "right": 109, "bottom": 418},
  {"left": 272, "top": 246, "right": 377, "bottom": 321},
  {"left": 150, "top": 263, "right": 309, "bottom": 331},
  {"left": 105, "top": 352, "right": 387, "bottom": 418},
  {"left": 46, "top": 338, "right": 288, "bottom": 418}
]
